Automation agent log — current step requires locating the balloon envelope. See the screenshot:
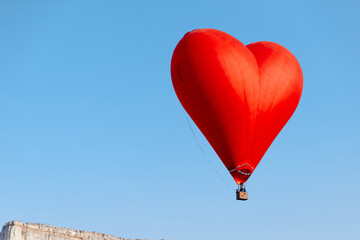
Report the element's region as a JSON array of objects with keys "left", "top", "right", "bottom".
[{"left": 171, "top": 29, "right": 303, "bottom": 184}]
